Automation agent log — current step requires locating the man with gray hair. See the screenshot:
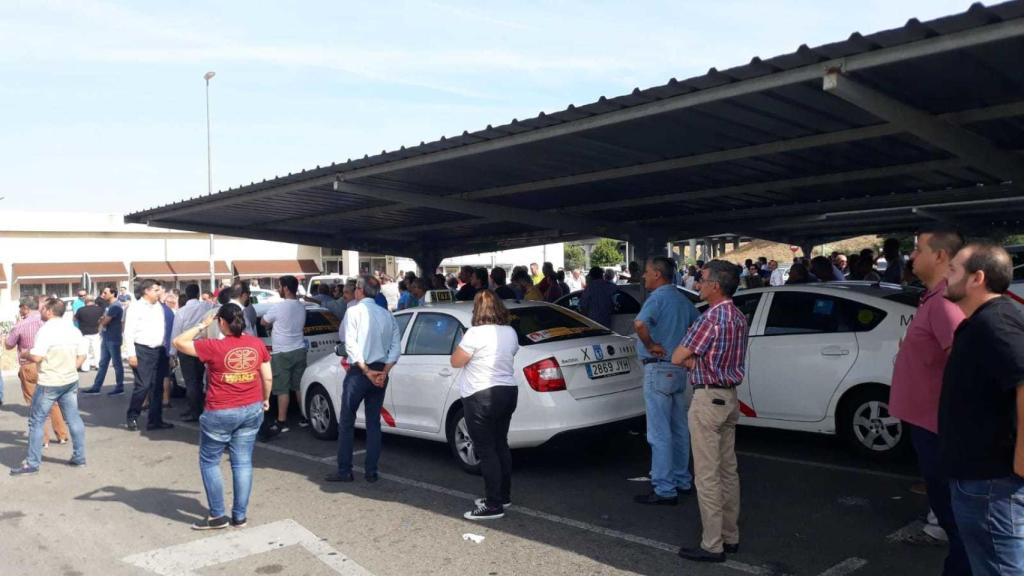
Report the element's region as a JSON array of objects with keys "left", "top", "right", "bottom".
[
  {"left": 326, "top": 275, "right": 402, "bottom": 484},
  {"left": 633, "top": 256, "right": 700, "bottom": 506},
  {"left": 672, "top": 260, "right": 749, "bottom": 563}
]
